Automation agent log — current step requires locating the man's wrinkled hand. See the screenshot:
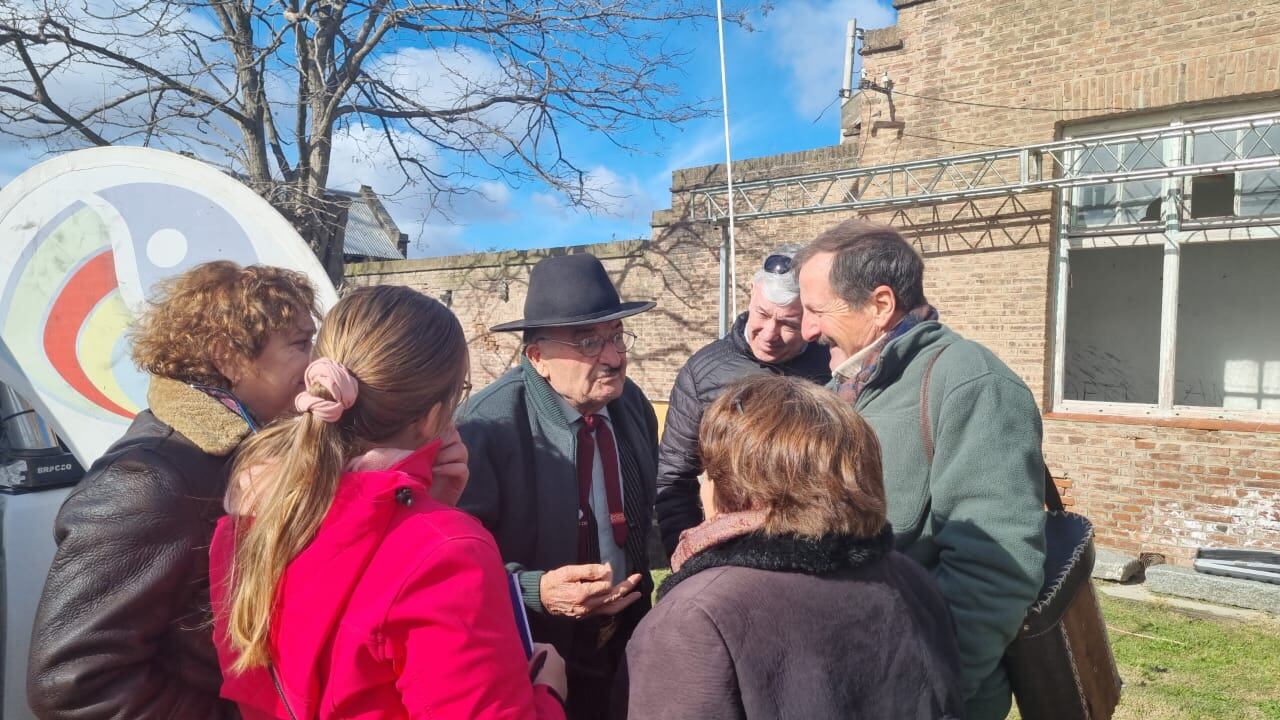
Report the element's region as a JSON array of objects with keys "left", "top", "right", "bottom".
[{"left": 539, "top": 564, "right": 643, "bottom": 620}]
